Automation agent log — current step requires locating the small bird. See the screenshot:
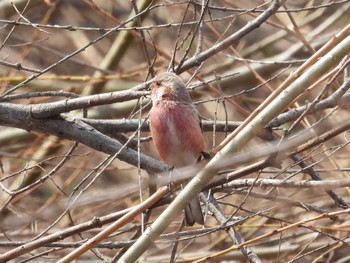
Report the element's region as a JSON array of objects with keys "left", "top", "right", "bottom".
[{"left": 149, "top": 72, "right": 205, "bottom": 226}]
